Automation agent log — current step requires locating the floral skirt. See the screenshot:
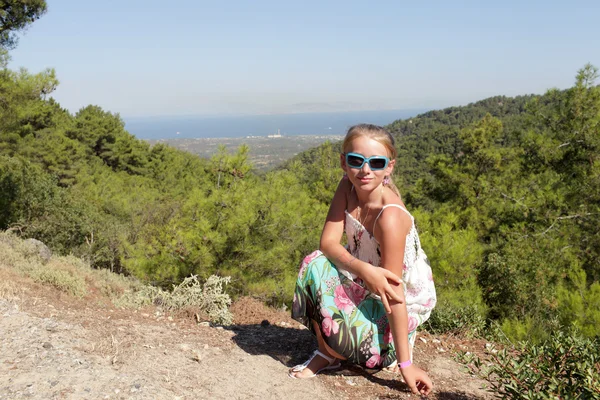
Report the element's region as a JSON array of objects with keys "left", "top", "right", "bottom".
[{"left": 291, "top": 250, "right": 417, "bottom": 368}]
